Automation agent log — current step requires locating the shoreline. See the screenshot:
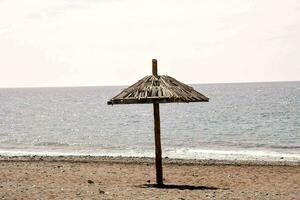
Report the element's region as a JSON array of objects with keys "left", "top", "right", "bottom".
[
  {"left": 1, "top": 155, "right": 299, "bottom": 166},
  {"left": 0, "top": 145, "right": 299, "bottom": 163}
]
